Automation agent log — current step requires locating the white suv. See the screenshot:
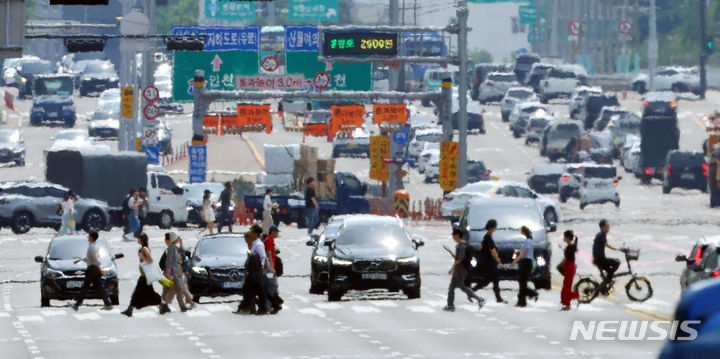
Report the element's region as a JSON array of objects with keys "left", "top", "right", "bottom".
[
  {"left": 631, "top": 66, "right": 701, "bottom": 95},
  {"left": 579, "top": 165, "right": 621, "bottom": 210},
  {"left": 539, "top": 65, "right": 587, "bottom": 103},
  {"left": 478, "top": 72, "right": 517, "bottom": 104}
]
